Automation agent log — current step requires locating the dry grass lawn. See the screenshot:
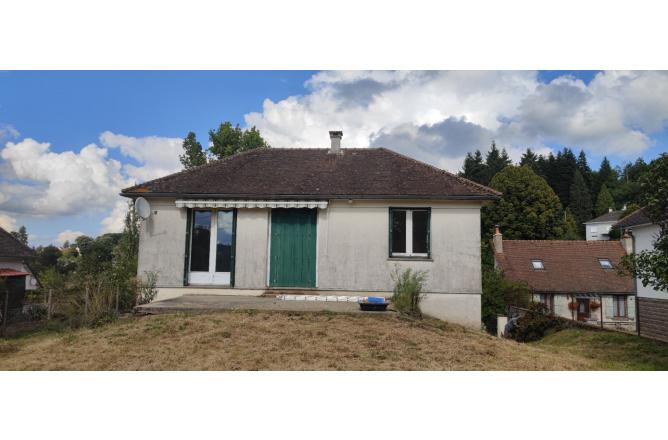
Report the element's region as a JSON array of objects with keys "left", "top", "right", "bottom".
[{"left": 0, "top": 310, "right": 659, "bottom": 370}]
